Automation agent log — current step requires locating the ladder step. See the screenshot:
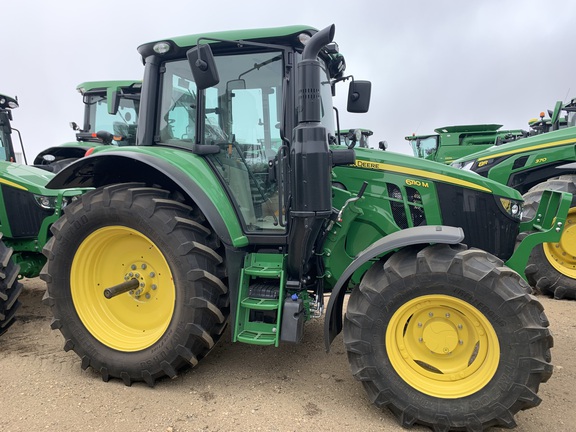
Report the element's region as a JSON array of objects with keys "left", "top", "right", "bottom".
[
  {"left": 244, "top": 267, "right": 282, "bottom": 278},
  {"left": 236, "top": 330, "right": 277, "bottom": 345},
  {"left": 240, "top": 297, "right": 279, "bottom": 310}
]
